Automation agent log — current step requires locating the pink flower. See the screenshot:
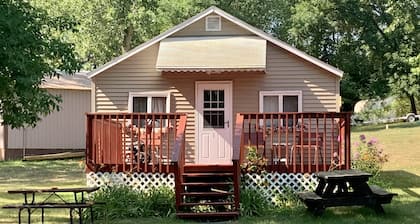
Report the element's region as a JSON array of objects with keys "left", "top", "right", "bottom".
[
  {"left": 369, "top": 137, "right": 377, "bottom": 144},
  {"left": 353, "top": 152, "right": 360, "bottom": 160},
  {"left": 359, "top": 134, "right": 366, "bottom": 142}
]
